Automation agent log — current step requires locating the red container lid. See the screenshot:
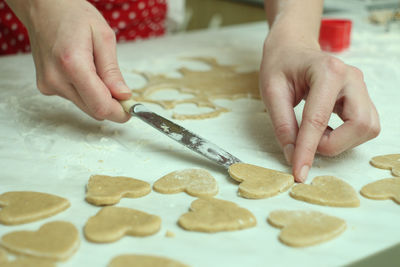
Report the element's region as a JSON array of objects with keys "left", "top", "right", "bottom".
[{"left": 319, "top": 19, "right": 352, "bottom": 52}]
